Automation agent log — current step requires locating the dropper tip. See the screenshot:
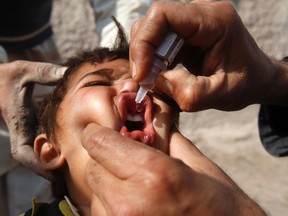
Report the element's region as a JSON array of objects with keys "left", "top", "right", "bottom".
[{"left": 135, "top": 86, "right": 149, "bottom": 104}]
